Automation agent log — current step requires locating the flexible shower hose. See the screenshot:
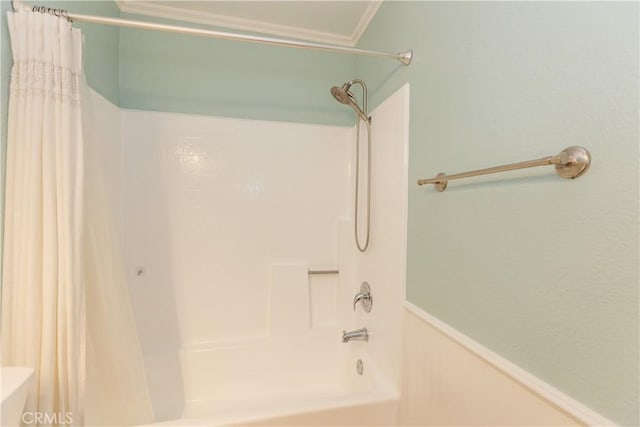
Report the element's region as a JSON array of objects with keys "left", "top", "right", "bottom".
[{"left": 354, "top": 117, "right": 371, "bottom": 252}]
